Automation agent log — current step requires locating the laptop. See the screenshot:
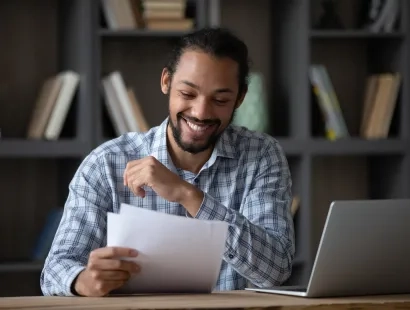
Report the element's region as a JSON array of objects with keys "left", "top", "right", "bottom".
[{"left": 246, "top": 199, "right": 410, "bottom": 297}]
